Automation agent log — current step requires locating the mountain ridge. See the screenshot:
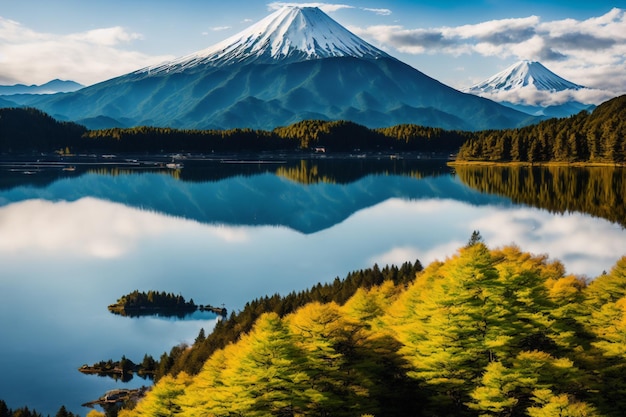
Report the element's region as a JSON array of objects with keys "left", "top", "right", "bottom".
[{"left": 0, "top": 79, "right": 84, "bottom": 96}]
